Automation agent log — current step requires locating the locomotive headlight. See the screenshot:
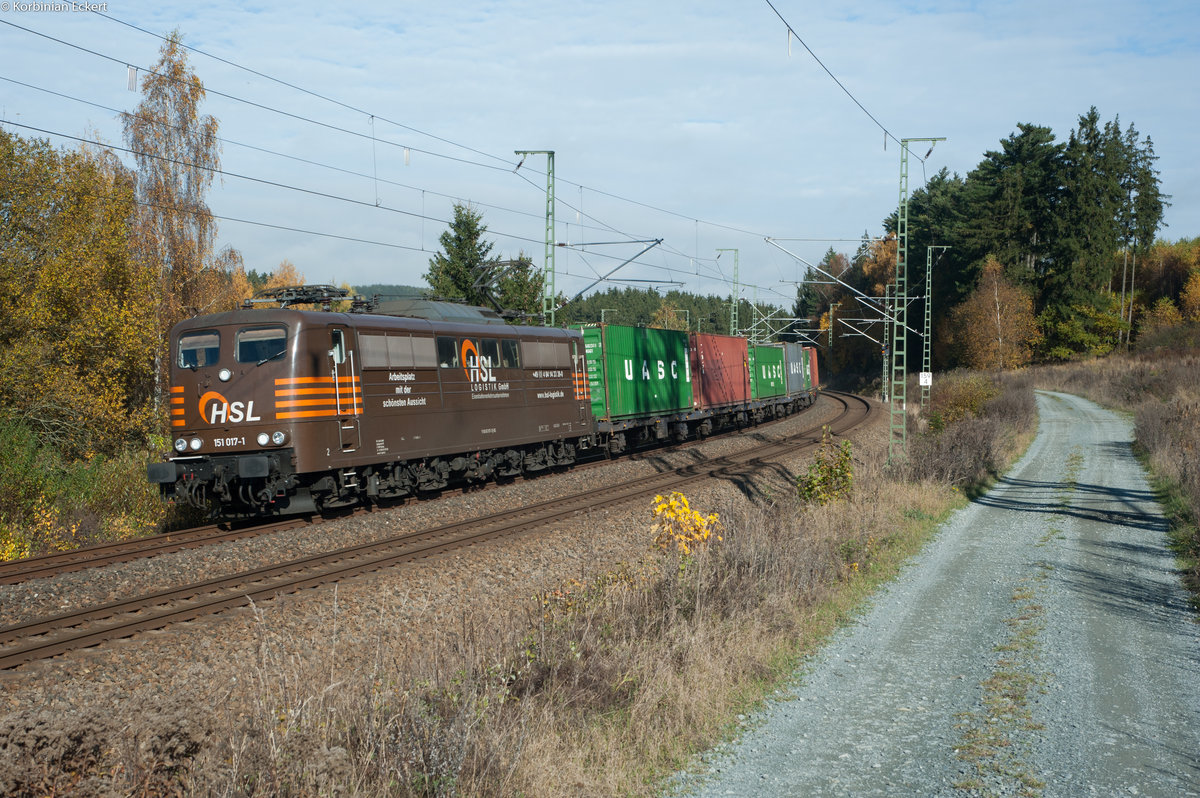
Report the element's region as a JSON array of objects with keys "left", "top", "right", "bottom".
[
  {"left": 189, "top": 437, "right": 203, "bottom": 451},
  {"left": 257, "top": 432, "right": 270, "bottom": 447},
  {"left": 174, "top": 438, "right": 188, "bottom": 453},
  {"left": 218, "top": 368, "right": 233, "bottom": 382},
  {"left": 271, "top": 430, "right": 286, "bottom": 446}
]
